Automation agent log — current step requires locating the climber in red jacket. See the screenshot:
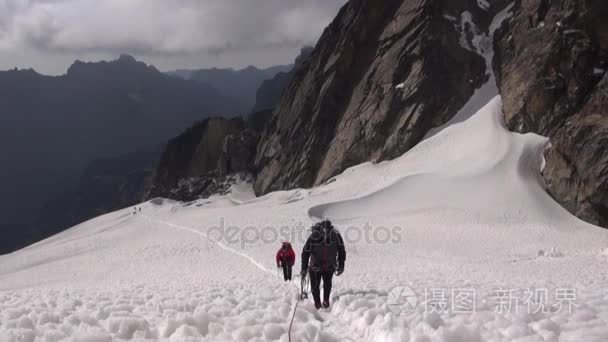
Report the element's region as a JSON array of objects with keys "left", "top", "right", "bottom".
[{"left": 276, "top": 241, "right": 296, "bottom": 281}]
